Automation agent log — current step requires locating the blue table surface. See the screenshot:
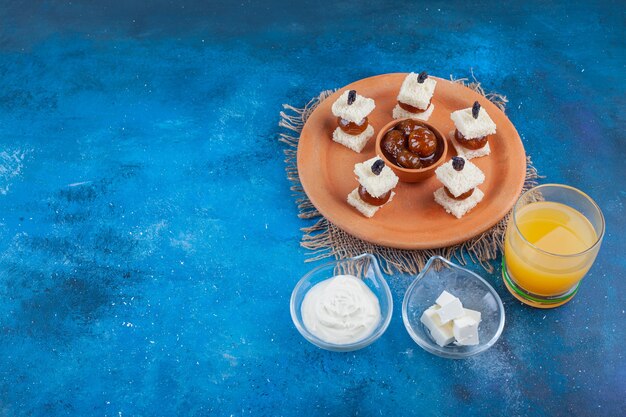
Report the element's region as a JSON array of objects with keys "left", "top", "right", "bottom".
[{"left": 0, "top": 1, "right": 624, "bottom": 416}]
